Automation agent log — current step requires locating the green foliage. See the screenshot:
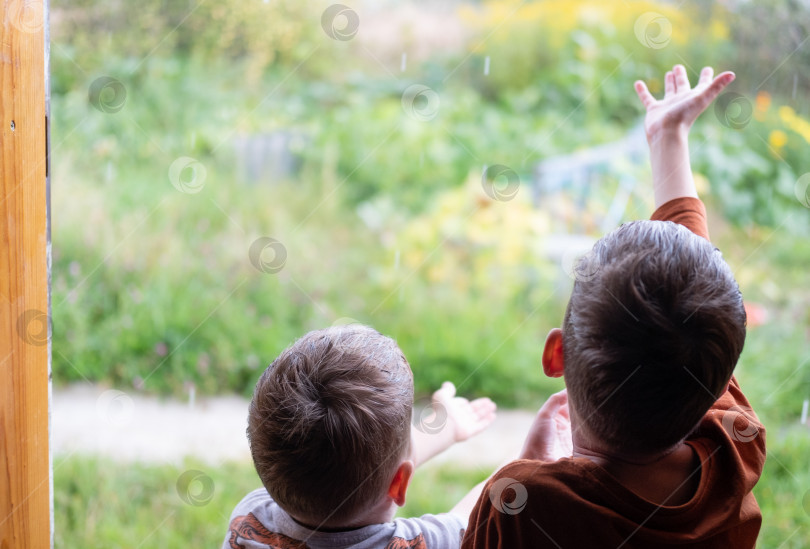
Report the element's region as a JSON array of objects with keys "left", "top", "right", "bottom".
[
  {"left": 754, "top": 429, "right": 810, "bottom": 549},
  {"left": 48, "top": 0, "right": 810, "bottom": 402},
  {"left": 51, "top": 155, "right": 565, "bottom": 402},
  {"left": 692, "top": 114, "right": 810, "bottom": 233},
  {"left": 728, "top": 0, "right": 810, "bottom": 97},
  {"left": 459, "top": 1, "right": 733, "bottom": 126},
  {"left": 51, "top": 0, "right": 326, "bottom": 87}
]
